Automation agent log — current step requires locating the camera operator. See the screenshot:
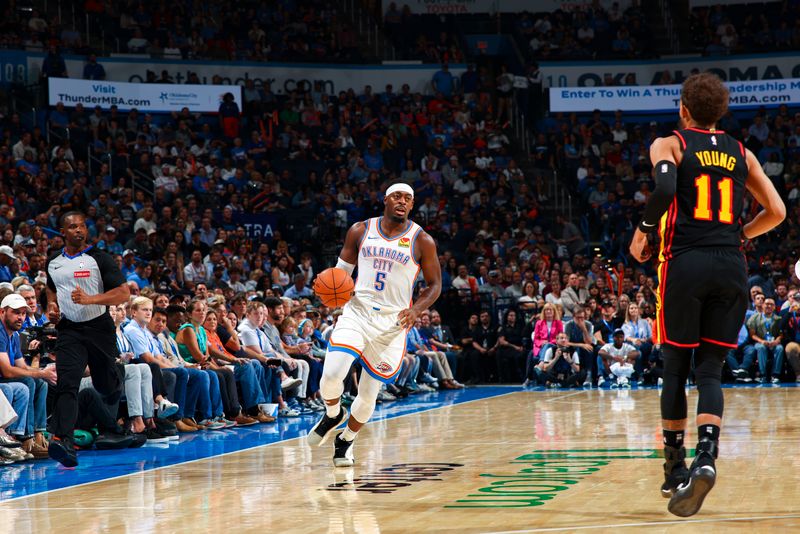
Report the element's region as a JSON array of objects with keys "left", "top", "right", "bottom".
[
  {"left": 18, "top": 284, "right": 51, "bottom": 362},
  {"left": 535, "top": 332, "right": 585, "bottom": 388}
]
